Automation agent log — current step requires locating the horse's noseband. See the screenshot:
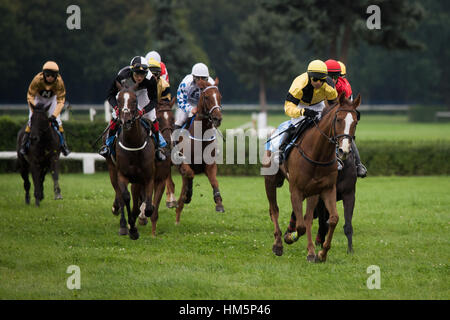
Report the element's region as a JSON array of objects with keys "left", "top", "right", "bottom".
[{"left": 200, "top": 86, "right": 222, "bottom": 122}]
